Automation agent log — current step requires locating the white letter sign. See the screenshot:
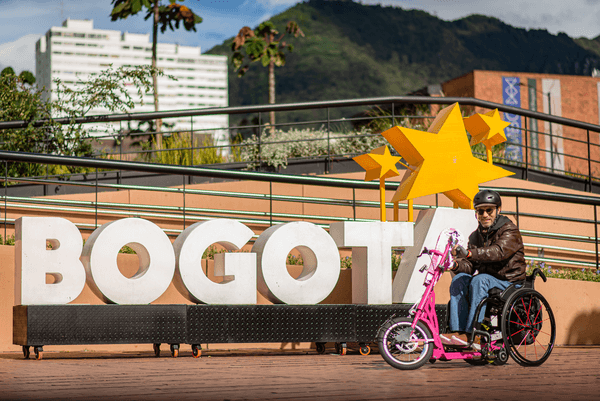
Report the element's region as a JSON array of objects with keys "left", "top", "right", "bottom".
[
  {"left": 173, "top": 219, "right": 256, "bottom": 304},
  {"left": 81, "top": 218, "right": 175, "bottom": 304},
  {"left": 330, "top": 221, "right": 414, "bottom": 304},
  {"left": 252, "top": 222, "right": 340, "bottom": 304},
  {"left": 15, "top": 217, "right": 86, "bottom": 305}
]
